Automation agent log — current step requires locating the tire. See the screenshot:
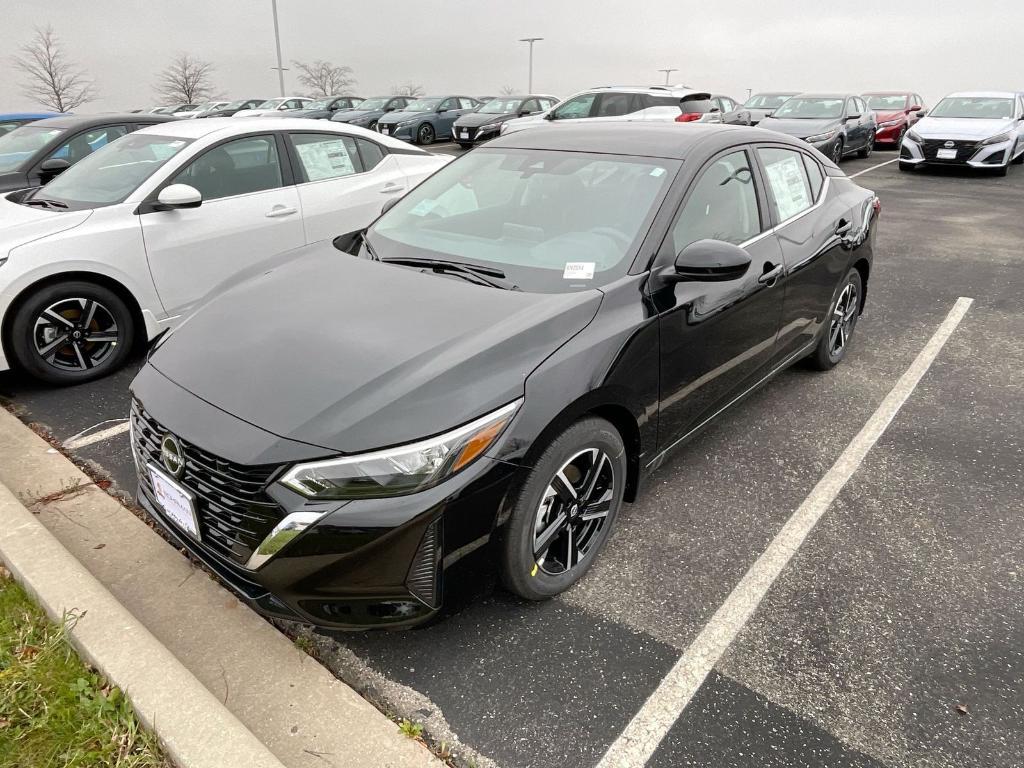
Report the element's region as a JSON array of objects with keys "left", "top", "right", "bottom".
[
  {"left": 808, "top": 268, "right": 862, "bottom": 371},
  {"left": 1012, "top": 141, "right": 1024, "bottom": 165},
  {"left": 898, "top": 161, "right": 914, "bottom": 172},
  {"left": 9, "top": 281, "right": 135, "bottom": 385},
  {"left": 994, "top": 162, "right": 1008, "bottom": 177},
  {"left": 830, "top": 138, "right": 844, "bottom": 164},
  {"left": 367, "top": 120, "right": 378, "bottom": 131},
  {"left": 457, "top": 142, "right": 472, "bottom": 149},
  {"left": 415, "top": 123, "right": 435, "bottom": 145},
  {"left": 500, "top": 417, "right": 627, "bottom": 601},
  {"left": 858, "top": 136, "right": 872, "bottom": 158}
]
